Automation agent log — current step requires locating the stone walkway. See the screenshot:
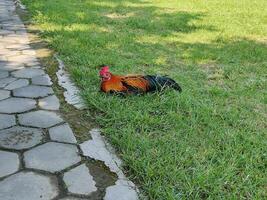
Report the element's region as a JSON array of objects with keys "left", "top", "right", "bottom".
[{"left": 0, "top": 0, "right": 138, "bottom": 199}]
